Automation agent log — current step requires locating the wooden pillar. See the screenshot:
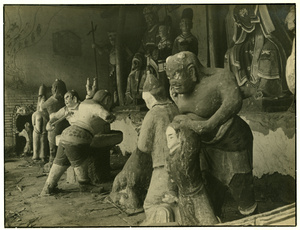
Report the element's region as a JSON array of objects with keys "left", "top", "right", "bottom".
[
  {"left": 207, "top": 5, "right": 216, "bottom": 68},
  {"left": 115, "top": 6, "right": 126, "bottom": 106}
]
